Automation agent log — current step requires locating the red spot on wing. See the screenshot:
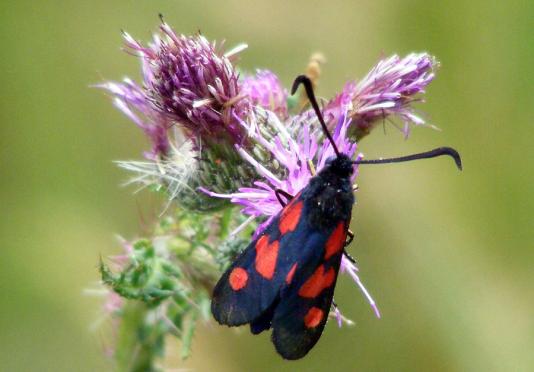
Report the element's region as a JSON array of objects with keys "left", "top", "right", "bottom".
[
  {"left": 324, "top": 222, "right": 346, "bottom": 260},
  {"left": 229, "top": 267, "right": 248, "bottom": 291},
  {"left": 304, "top": 307, "right": 324, "bottom": 328},
  {"left": 298, "top": 265, "right": 336, "bottom": 298},
  {"left": 285, "top": 263, "right": 298, "bottom": 284},
  {"left": 255, "top": 235, "right": 280, "bottom": 280},
  {"left": 279, "top": 201, "right": 303, "bottom": 235}
]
